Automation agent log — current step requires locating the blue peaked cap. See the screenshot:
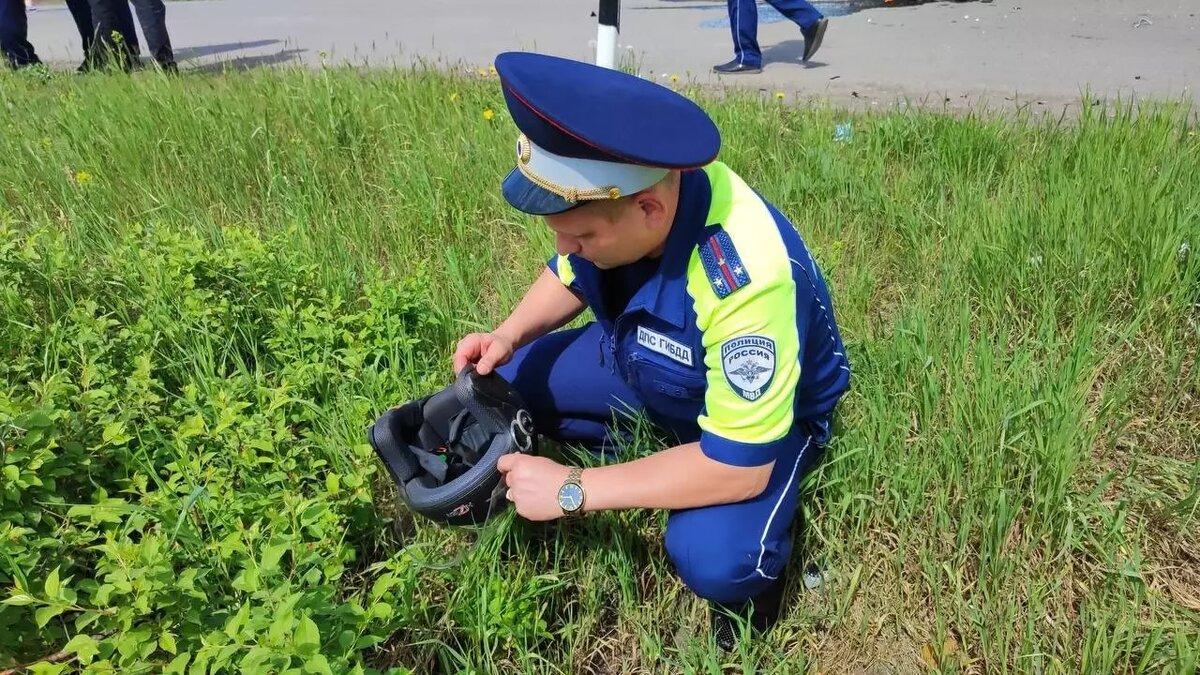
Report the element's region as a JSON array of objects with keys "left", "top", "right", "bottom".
[{"left": 494, "top": 51, "right": 721, "bottom": 215}]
